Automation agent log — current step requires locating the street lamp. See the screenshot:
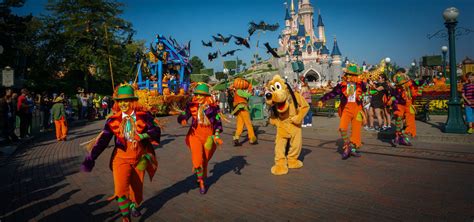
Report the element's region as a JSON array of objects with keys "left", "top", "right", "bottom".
[
  {"left": 443, "top": 7, "right": 466, "bottom": 133},
  {"left": 292, "top": 41, "right": 304, "bottom": 82},
  {"left": 411, "top": 62, "right": 416, "bottom": 78},
  {"left": 441, "top": 45, "right": 448, "bottom": 78},
  {"left": 385, "top": 57, "right": 391, "bottom": 79}
]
